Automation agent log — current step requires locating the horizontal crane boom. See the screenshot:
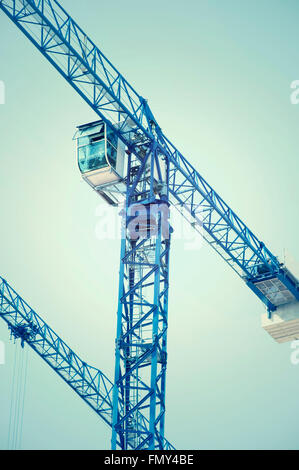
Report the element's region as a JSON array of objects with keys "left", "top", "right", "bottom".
[{"left": 0, "top": 0, "right": 297, "bottom": 313}]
